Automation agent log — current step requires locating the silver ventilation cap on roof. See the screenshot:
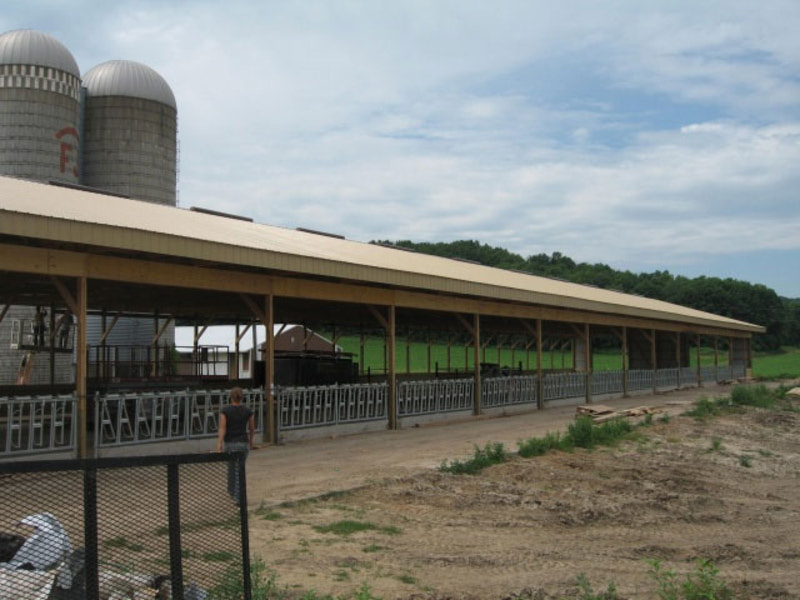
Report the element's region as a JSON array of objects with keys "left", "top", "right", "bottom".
[
  {"left": 83, "top": 59, "right": 176, "bottom": 109},
  {"left": 0, "top": 29, "right": 80, "bottom": 76}
]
